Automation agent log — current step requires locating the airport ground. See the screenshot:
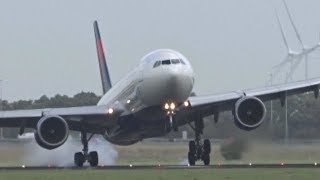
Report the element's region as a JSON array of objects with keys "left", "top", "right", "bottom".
[
  {"left": 0, "top": 140, "right": 320, "bottom": 179},
  {"left": 0, "top": 169, "right": 319, "bottom": 180},
  {"left": 1, "top": 139, "right": 320, "bottom": 165},
  {"left": 116, "top": 140, "right": 320, "bottom": 165},
  {"left": 1, "top": 139, "right": 320, "bottom": 166}
]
